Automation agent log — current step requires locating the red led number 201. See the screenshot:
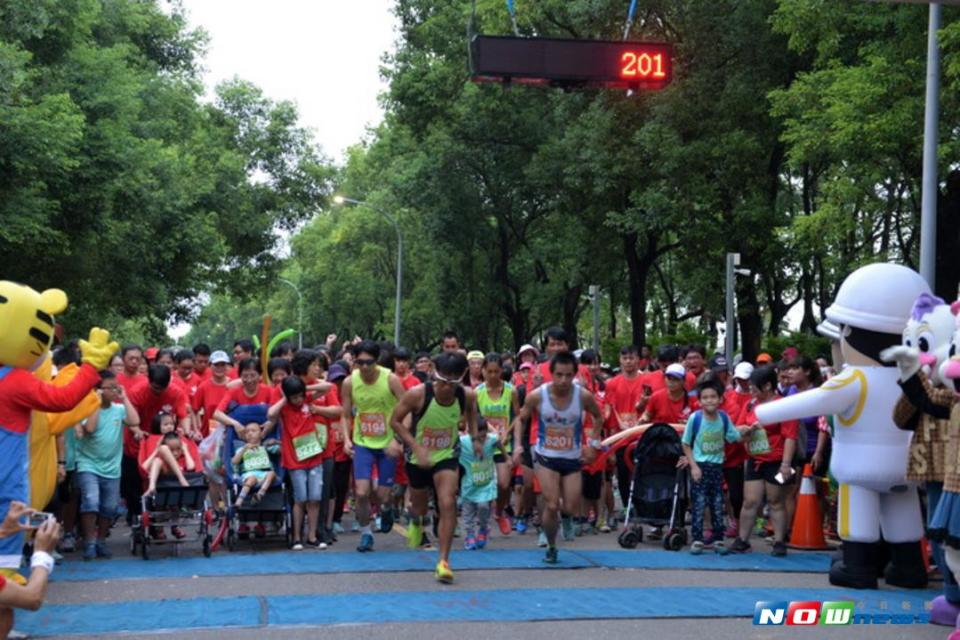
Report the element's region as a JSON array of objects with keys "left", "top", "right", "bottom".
[{"left": 620, "top": 52, "right": 666, "bottom": 79}]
